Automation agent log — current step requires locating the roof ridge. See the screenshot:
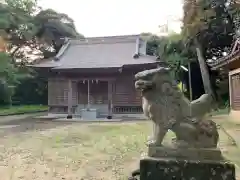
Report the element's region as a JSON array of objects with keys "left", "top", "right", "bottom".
[
  {"left": 54, "top": 39, "right": 71, "bottom": 61},
  {"left": 67, "top": 34, "right": 140, "bottom": 40},
  {"left": 209, "top": 38, "right": 240, "bottom": 68},
  {"left": 69, "top": 39, "right": 137, "bottom": 46}
]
